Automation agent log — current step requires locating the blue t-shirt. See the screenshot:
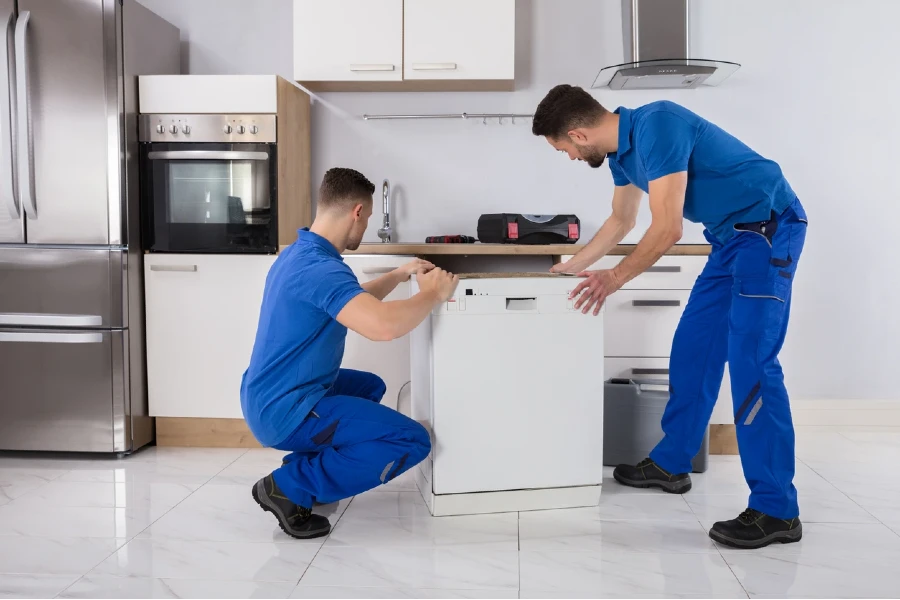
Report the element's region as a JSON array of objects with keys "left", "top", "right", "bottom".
[
  {"left": 240, "top": 229, "right": 365, "bottom": 446},
  {"left": 607, "top": 101, "right": 796, "bottom": 243}
]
